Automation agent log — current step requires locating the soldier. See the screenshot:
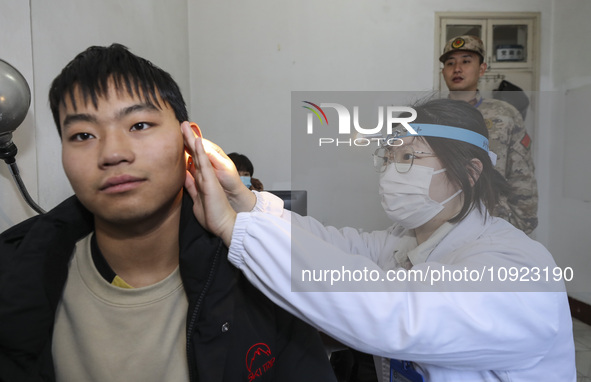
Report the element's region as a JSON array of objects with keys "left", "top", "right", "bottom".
[{"left": 439, "top": 34, "right": 538, "bottom": 234}]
